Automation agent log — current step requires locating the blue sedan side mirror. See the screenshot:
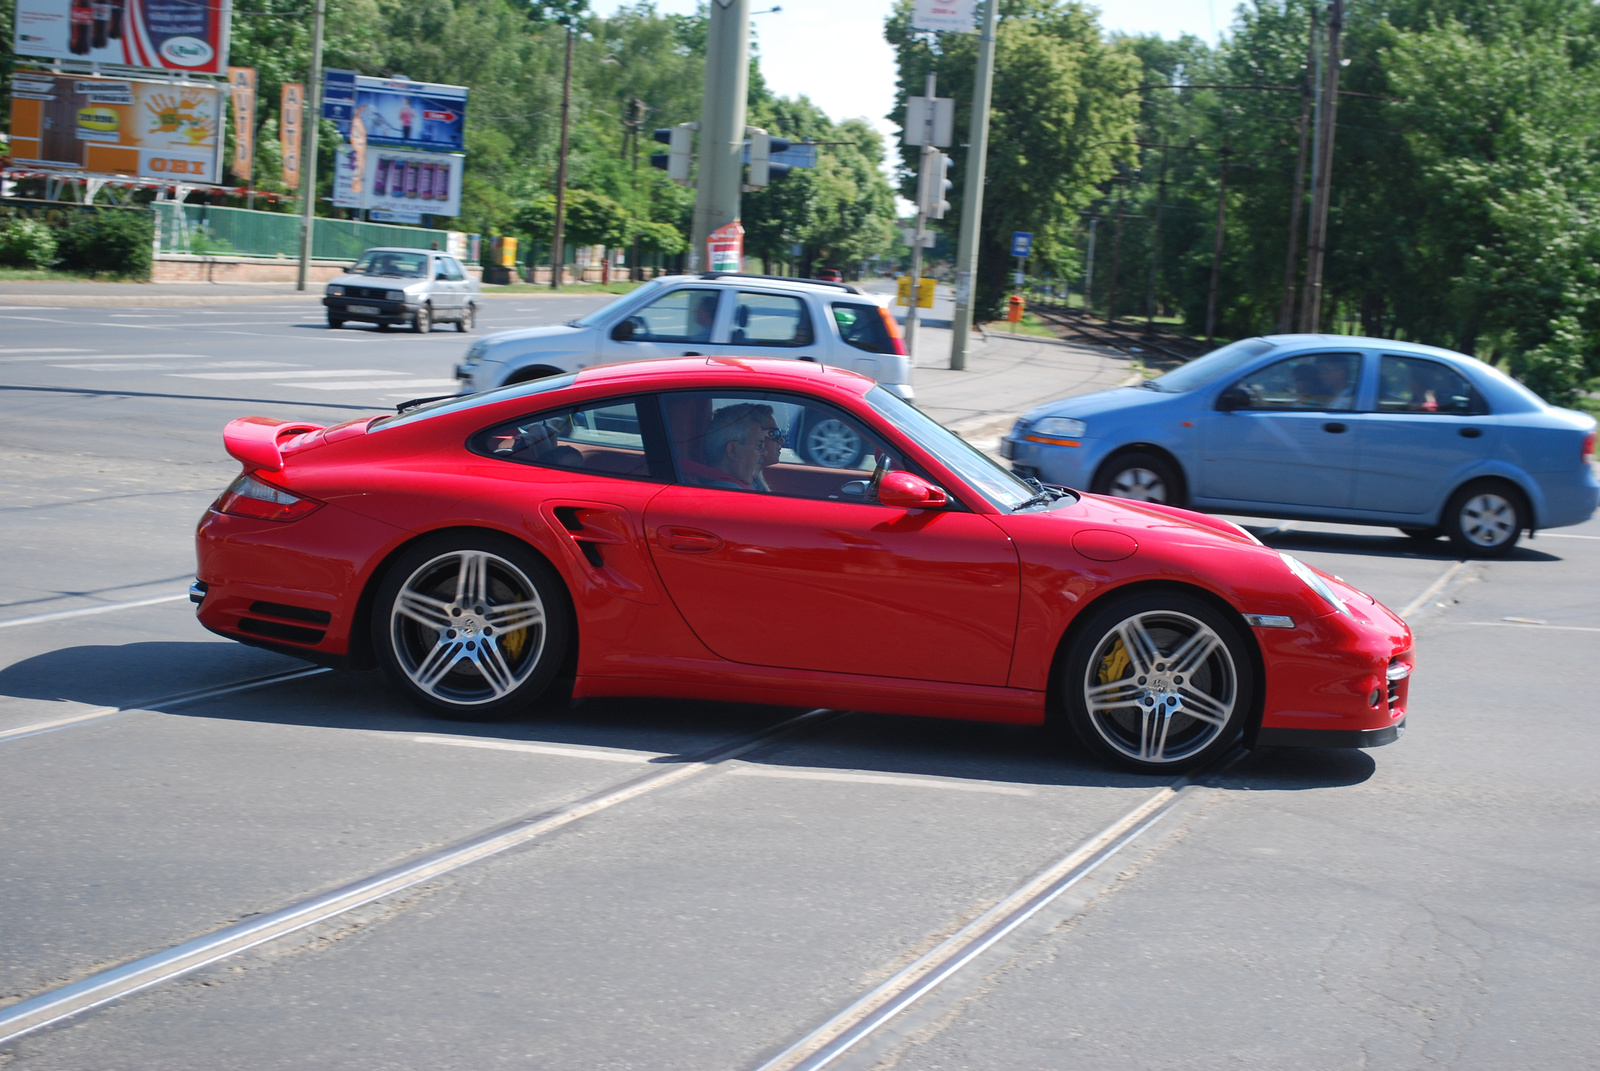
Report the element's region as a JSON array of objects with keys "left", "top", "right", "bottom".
[{"left": 1217, "top": 386, "right": 1250, "bottom": 411}]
